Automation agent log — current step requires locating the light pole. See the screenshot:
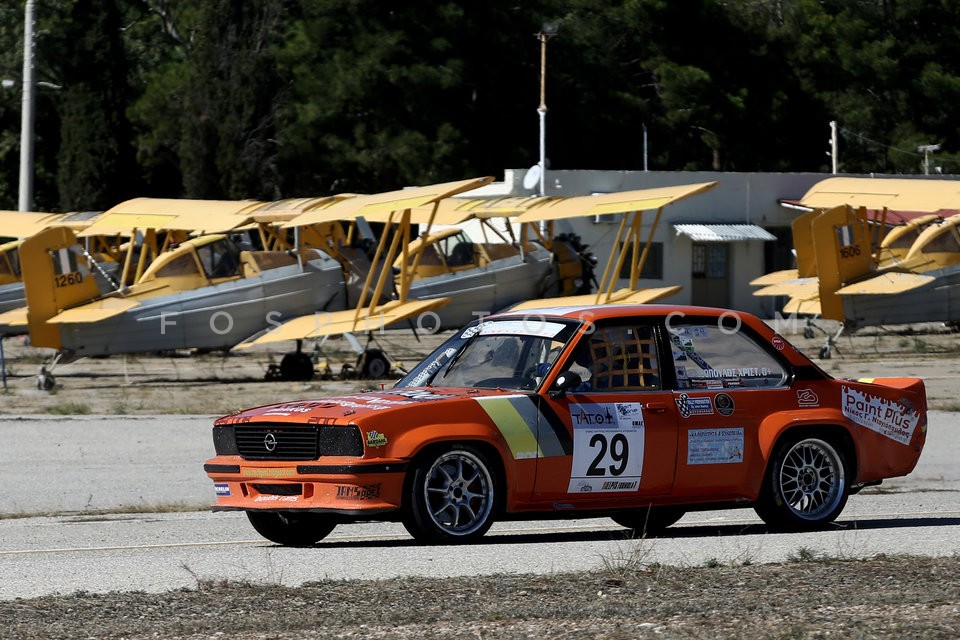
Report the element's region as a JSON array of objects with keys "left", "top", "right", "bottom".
[
  {"left": 918, "top": 144, "right": 940, "bottom": 175},
  {"left": 537, "top": 21, "right": 558, "bottom": 197},
  {"left": 19, "top": 0, "right": 36, "bottom": 211}
]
